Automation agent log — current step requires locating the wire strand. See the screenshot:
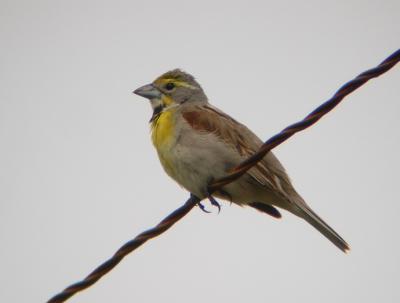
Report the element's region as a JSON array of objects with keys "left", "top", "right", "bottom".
[{"left": 47, "top": 49, "right": 400, "bottom": 303}]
